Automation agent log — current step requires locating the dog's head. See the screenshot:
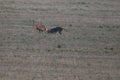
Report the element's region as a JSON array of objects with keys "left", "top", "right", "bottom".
[{"left": 46, "top": 29, "right": 52, "bottom": 33}]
